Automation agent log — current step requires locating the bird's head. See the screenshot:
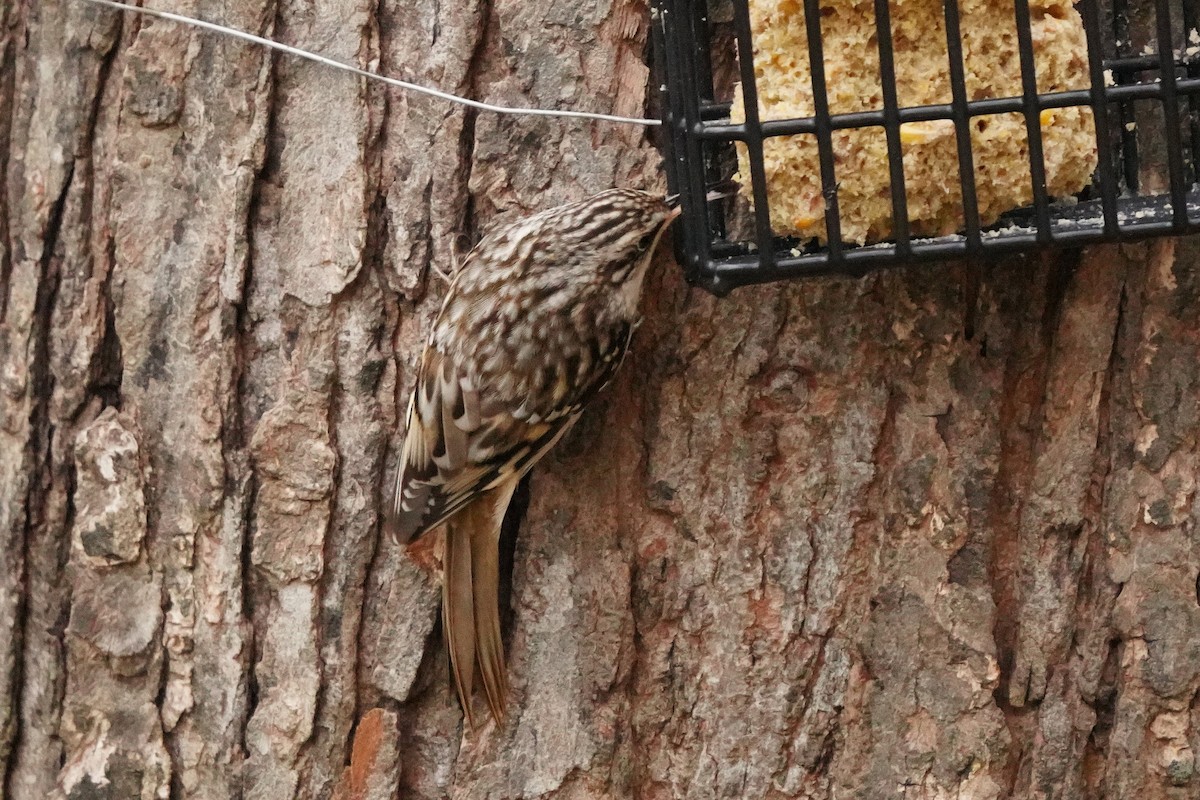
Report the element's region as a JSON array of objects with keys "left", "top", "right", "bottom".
[
  {"left": 542, "top": 188, "right": 680, "bottom": 291},
  {"left": 516, "top": 185, "right": 681, "bottom": 296}
]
